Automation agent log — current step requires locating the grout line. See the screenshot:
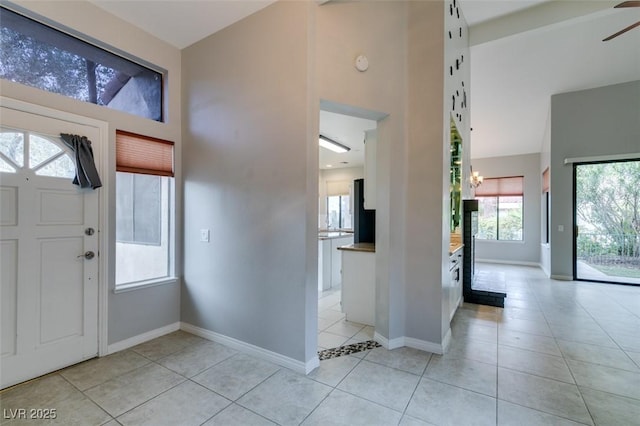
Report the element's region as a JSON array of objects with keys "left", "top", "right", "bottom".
[
  {"left": 418, "top": 373, "right": 498, "bottom": 400},
  {"left": 328, "top": 385, "right": 407, "bottom": 416},
  {"left": 80, "top": 358, "right": 154, "bottom": 393},
  {"left": 527, "top": 270, "right": 596, "bottom": 426},
  {"left": 230, "top": 366, "right": 282, "bottom": 403},
  {"left": 105, "top": 364, "right": 188, "bottom": 420},
  {"left": 482, "top": 266, "right": 597, "bottom": 425},
  {"left": 498, "top": 399, "right": 594, "bottom": 426},
  {"left": 52, "top": 373, "right": 115, "bottom": 424},
  {"left": 216, "top": 402, "right": 282, "bottom": 426}
]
